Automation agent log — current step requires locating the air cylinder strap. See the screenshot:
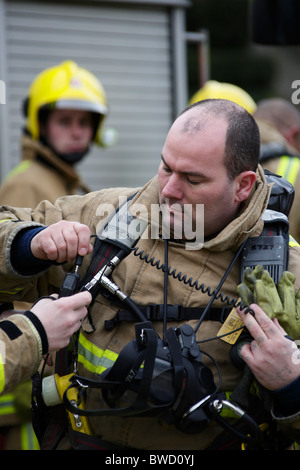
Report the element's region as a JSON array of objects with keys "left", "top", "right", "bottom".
[{"left": 104, "top": 305, "right": 231, "bottom": 330}]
